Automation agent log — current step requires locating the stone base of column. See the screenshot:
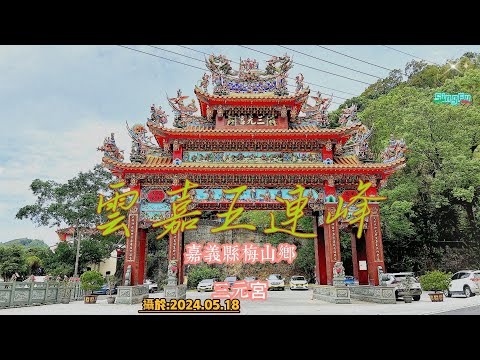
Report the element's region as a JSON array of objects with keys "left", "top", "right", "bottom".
[
  {"left": 348, "top": 285, "right": 396, "bottom": 304},
  {"left": 115, "top": 285, "right": 149, "bottom": 304},
  {"left": 164, "top": 284, "right": 187, "bottom": 301},
  {"left": 312, "top": 285, "right": 351, "bottom": 304}
]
